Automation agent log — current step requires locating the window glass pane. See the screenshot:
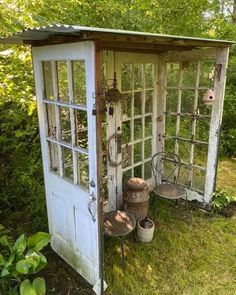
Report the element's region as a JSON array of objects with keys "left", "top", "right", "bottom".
[
  {"left": 62, "top": 147, "right": 73, "bottom": 180},
  {"left": 57, "top": 61, "right": 69, "bottom": 102},
  {"left": 178, "top": 165, "right": 190, "bottom": 187},
  {"left": 48, "top": 141, "right": 59, "bottom": 174},
  {"left": 122, "top": 145, "right": 132, "bottom": 168},
  {"left": 182, "top": 62, "right": 197, "bottom": 87},
  {"left": 144, "top": 139, "right": 152, "bottom": 158},
  {"left": 122, "top": 93, "right": 132, "bottom": 119},
  {"left": 166, "top": 90, "right": 178, "bottom": 113},
  {"left": 199, "top": 60, "right": 215, "bottom": 87},
  {"left": 134, "top": 118, "right": 143, "bottom": 140},
  {"left": 192, "top": 168, "right": 206, "bottom": 192},
  {"left": 193, "top": 144, "right": 208, "bottom": 167},
  {"left": 163, "top": 160, "right": 176, "bottom": 182},
  {"left": 145, "top": 64, "right": 154, "bottom": 88},
  {"left": 46, "top": 104, "right": 56, "bottom": 139},
  {"left": 179, "top": 116, "right": 192, "bottom": 139},
  {"left": 121, "top": 63, "right": 132, "bottom": 91},
  {"left": 123, "top": 169, "right": 132, "bottom": 185},
  {"left": 134, "top": 63, "right": 143, "bottom": 90},
  {"left": 181, "top": 90, "right": 195, "bottom": 113},
  {"left": 165, "top": 139, "right": 176, "bottom": 155},
  {"left": 78, "top": 153, "right": 89, "bottom": 189},
  {"left": 59, "top": 107, "right": 71, "bottom": 143},
  {"left": 145, "top": 90, "right": 153, "bottom": 113},
  {"left": 134, "top": 164, "right": 142, "bottom": 178},
  {"left": 122, "top": 120, "right": 131, "bottom": 144},
  {"left": 42, "top": 61, "right": 54, "bottom": 100},
  {"left": 195, "top": 118, "right": 210, "bottom": 142},
  {"left": 145, "top": 116, "right": 152, "bottom": 137},
  {"left": 134, "top": 142, "right": 142, "bottom": 163},
  {"left": 167, "top": 63, "right": 179, "bottom": 87},
  {"left": 134, "top": 91, "right": 142, "bottom": 116},
  {"left": 72, "top": 60, "right": 86, "bottom": 105},
  {"left": 75, "top": 110, "right": 88, "bottom": 149},
  {"left": 144, "top": 161, "right": 152, "bottom": 179},
  {"left": 178, "top": 141, "right": 191, "bottom": 164},
  {"left": 165, "top": 115, "right": 176, "bottom": 137}
]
